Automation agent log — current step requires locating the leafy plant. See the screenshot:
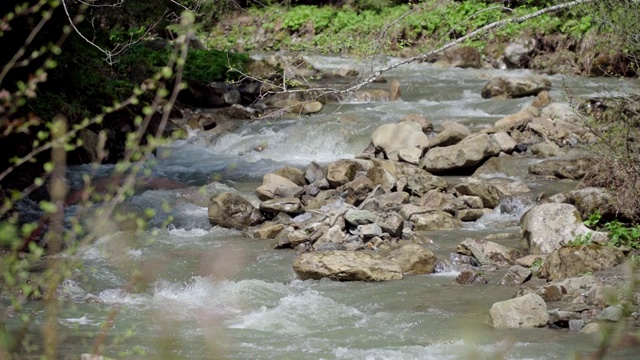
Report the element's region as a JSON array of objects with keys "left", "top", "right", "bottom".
[
  {"left": 606, "top": 220, "right": 640, "bottom": 249},
  {"left": 566, "top": 232, "right": 592, "bottom": 247}
]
